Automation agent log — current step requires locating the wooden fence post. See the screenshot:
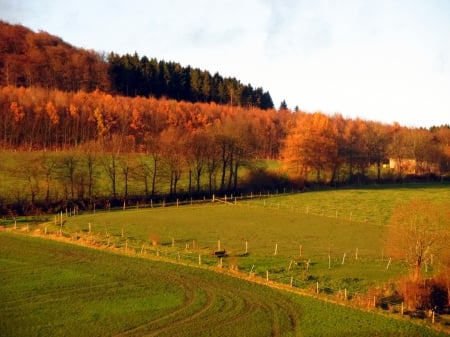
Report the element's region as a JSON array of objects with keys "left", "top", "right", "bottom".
[
  {"left": 328, "top": 248, "right": 331, "bottom": 269},
  {"left": 386, "top": 257, "right": 392, "bottom": 270}
]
